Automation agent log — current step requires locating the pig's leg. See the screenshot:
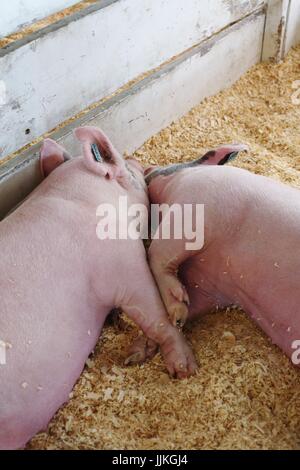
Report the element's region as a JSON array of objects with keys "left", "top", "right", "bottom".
[
  {"left": 119, "top": 255, "right": 197, "bottom": 378},
  {"left": 106, "top": 308, "right": 129, "bottom": 331},
  {"left": 148, "top": 238, "right": 194, "bottom": 327},
  {"left": 124, "top": 335, "right": 159, "bottom": 365}
]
